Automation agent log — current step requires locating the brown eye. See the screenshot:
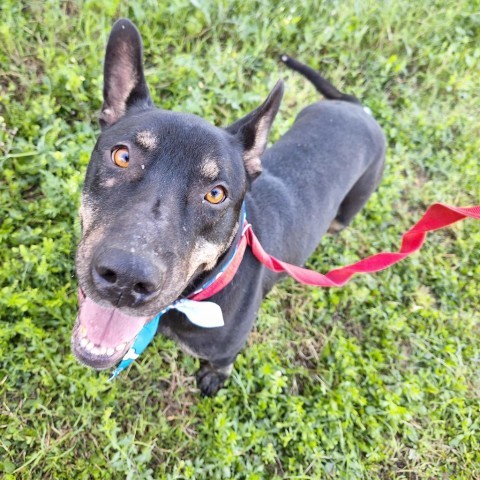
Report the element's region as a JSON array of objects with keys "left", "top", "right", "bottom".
[
  {"left": 204, "top": 186, "right": 227, "bottom": 204},
  {"left": 112, "top": 146, "right": 129, "bottom": 168}
]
